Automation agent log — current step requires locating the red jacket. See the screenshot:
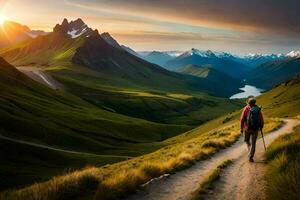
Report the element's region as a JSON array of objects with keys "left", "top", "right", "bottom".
[{"left": 240, "top": 105, "right": 264, "bottom": 131}]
